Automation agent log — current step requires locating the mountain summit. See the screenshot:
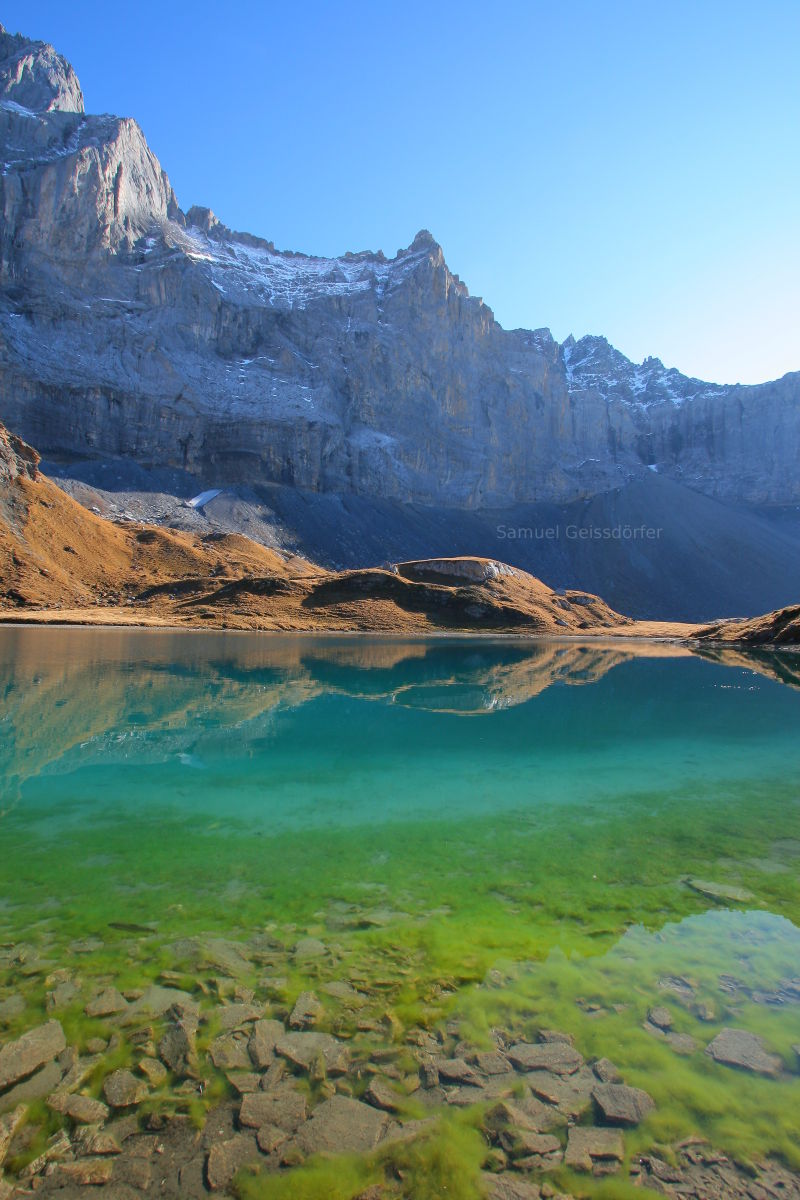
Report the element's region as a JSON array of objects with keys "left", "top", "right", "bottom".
[
  {"left": 0, "top": 24, "right": 84, "bottom": 113},
  {"left": 0, "top": 26, "right": 799, "bottom": 618}
]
